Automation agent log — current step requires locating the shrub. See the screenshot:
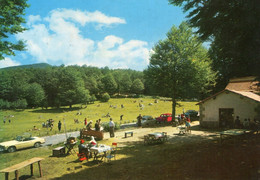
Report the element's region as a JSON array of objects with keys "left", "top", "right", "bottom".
[
  {"left": 101, "top": 122, "right": 120, "bottom": 132},
  {"left": 100, "top": 93, "right": 110, "bottom": 102}
]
